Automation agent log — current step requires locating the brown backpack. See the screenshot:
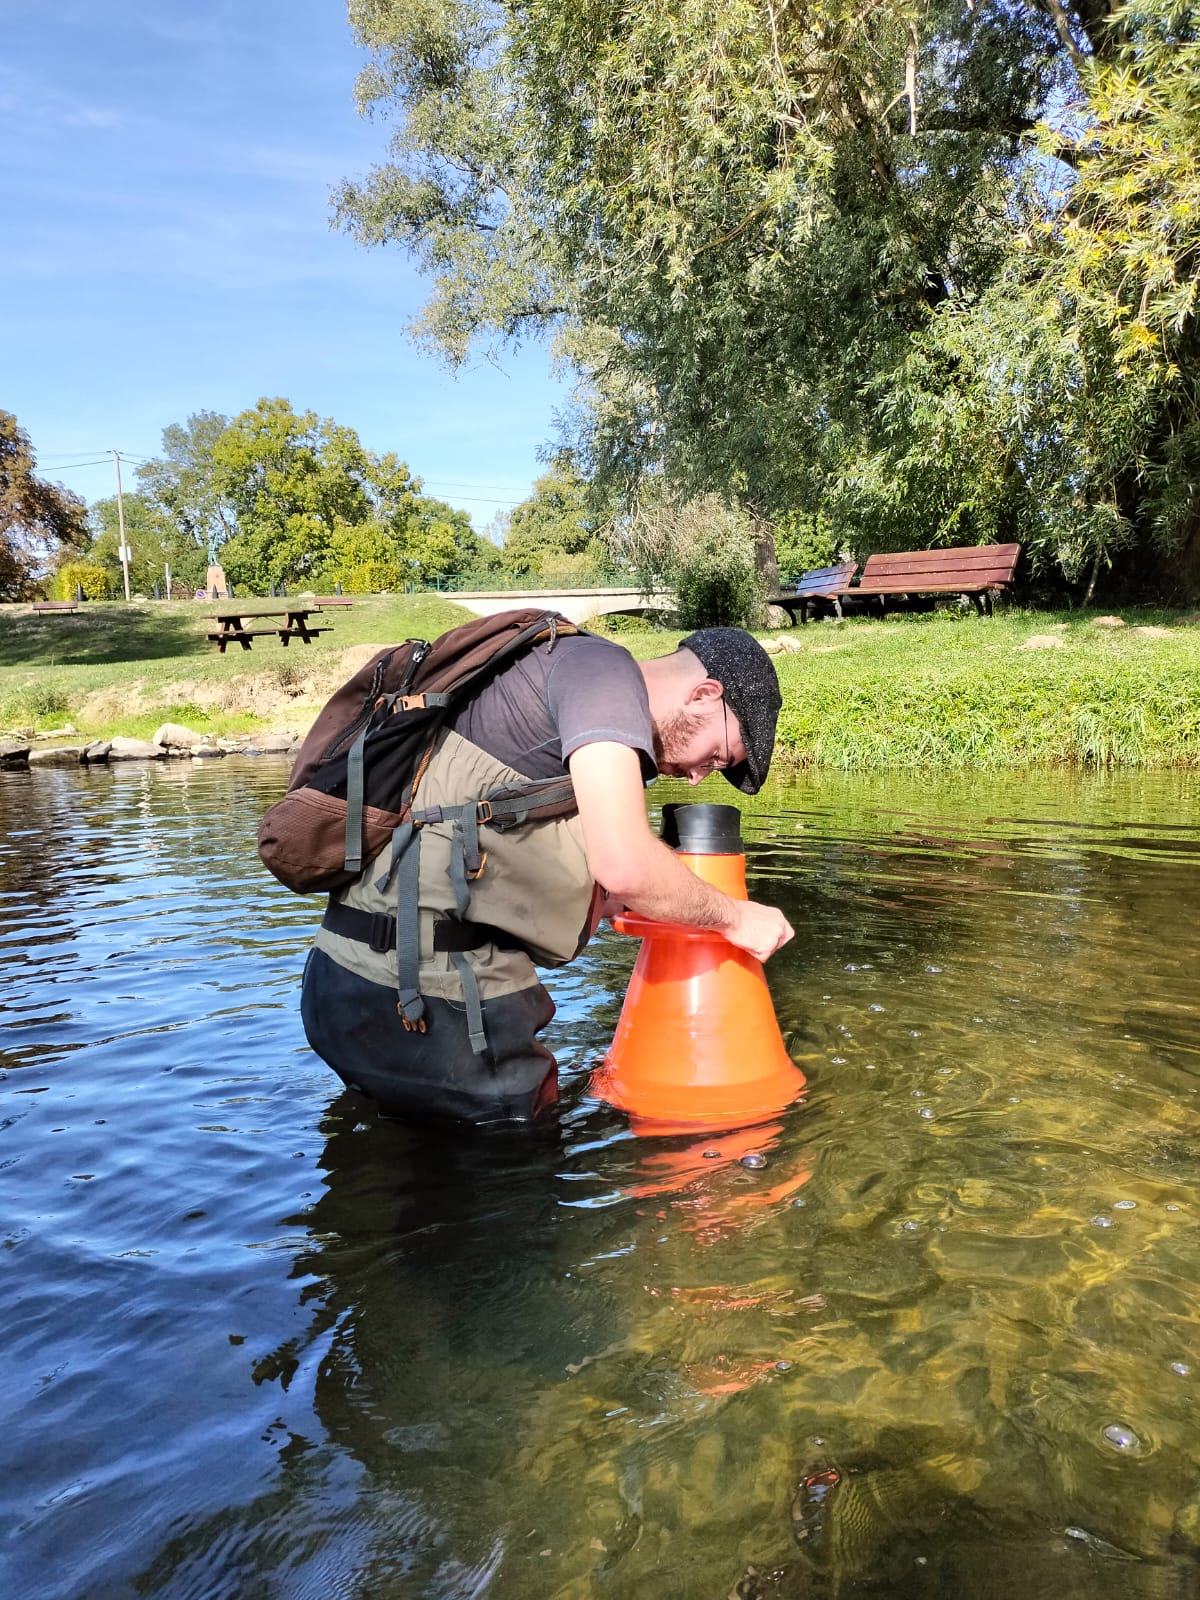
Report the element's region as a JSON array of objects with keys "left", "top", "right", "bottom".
[{"left": 258, "top": 608, "right": 582, "bottom": 894}]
